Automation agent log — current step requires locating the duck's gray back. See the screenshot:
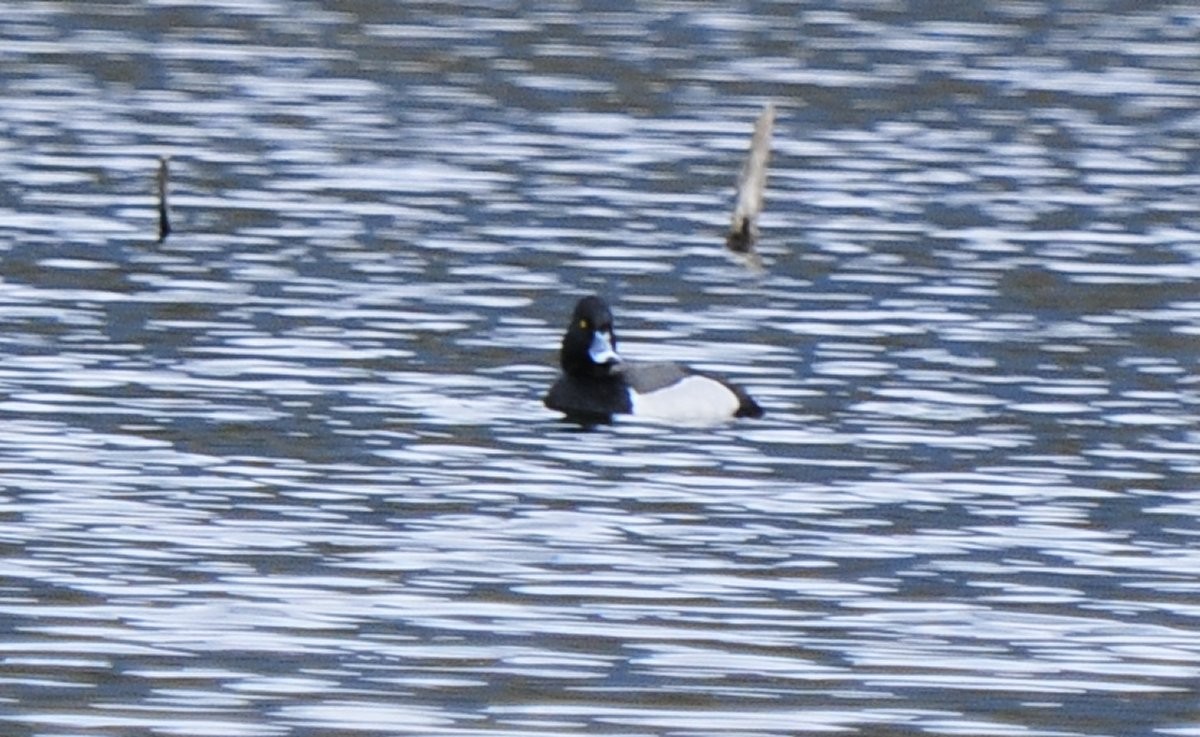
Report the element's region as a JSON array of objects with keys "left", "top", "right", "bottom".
[{"left": 617, "top": 361, "right": 691, "bottom": 393}]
